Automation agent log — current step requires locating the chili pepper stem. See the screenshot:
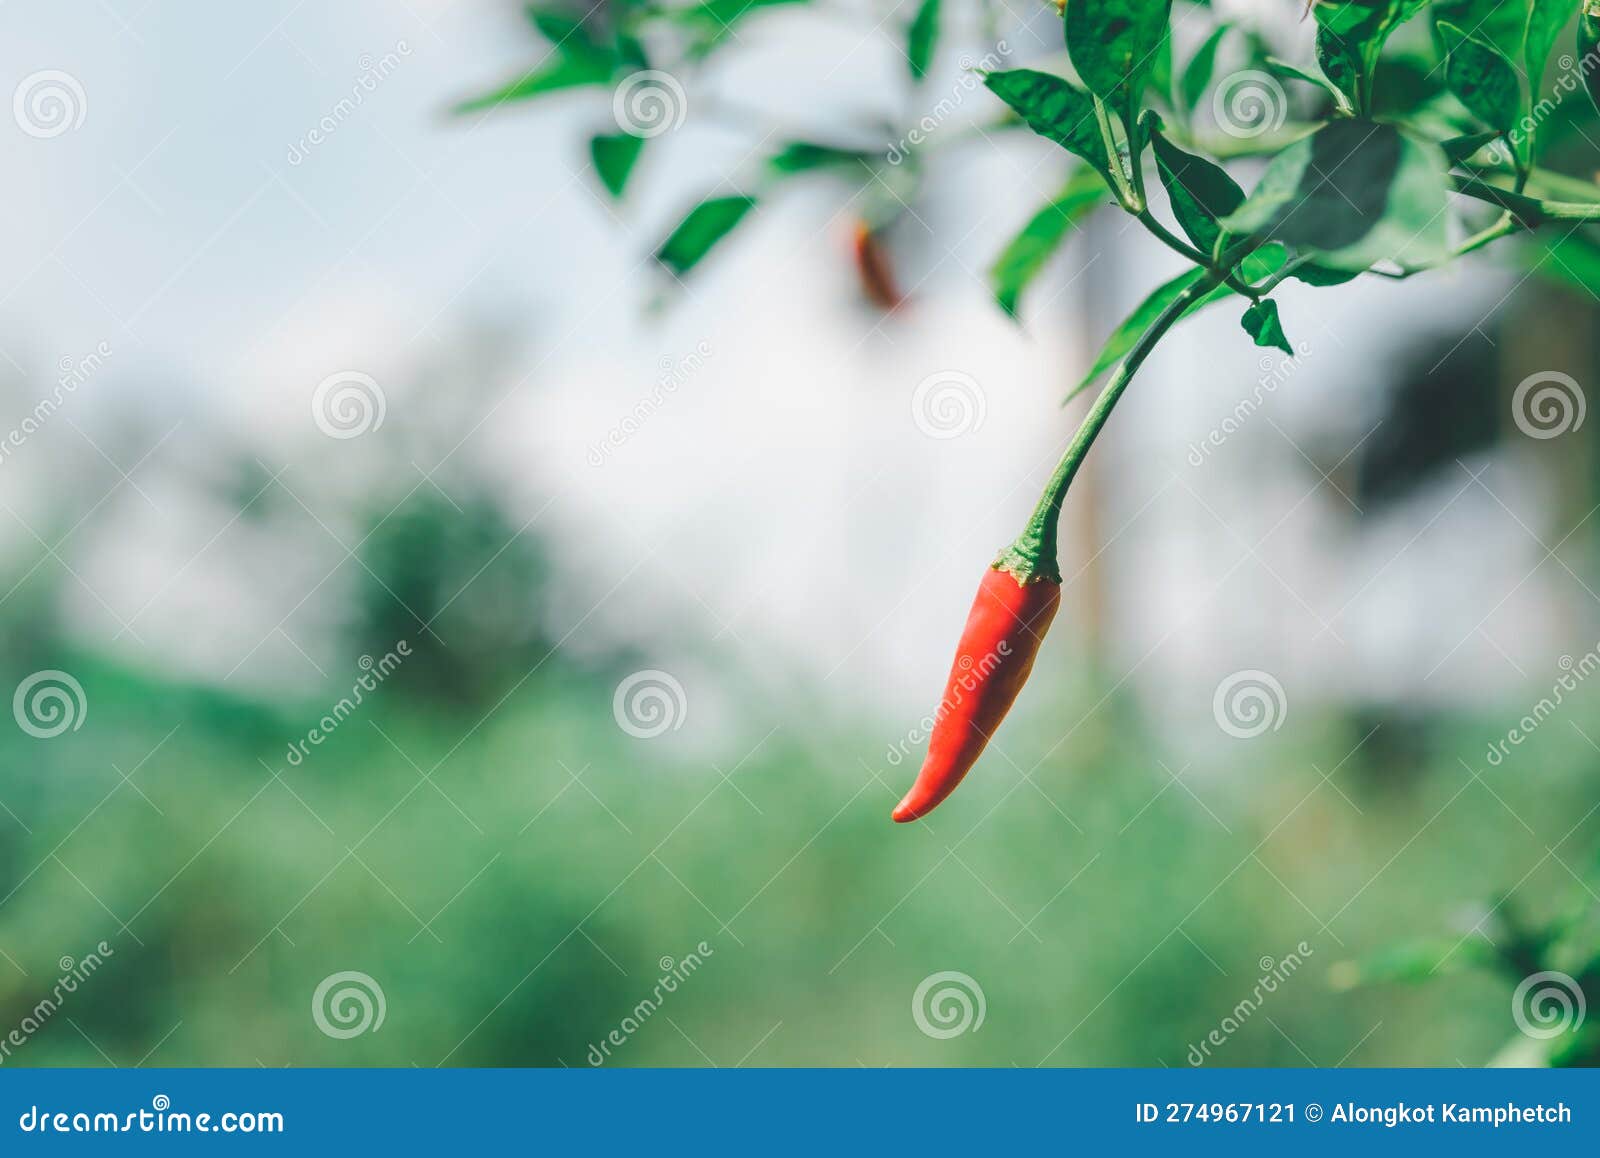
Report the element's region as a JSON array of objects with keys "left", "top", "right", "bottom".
[{"left": 994, "top": 271, "right": 1221, "bottom": 586}]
